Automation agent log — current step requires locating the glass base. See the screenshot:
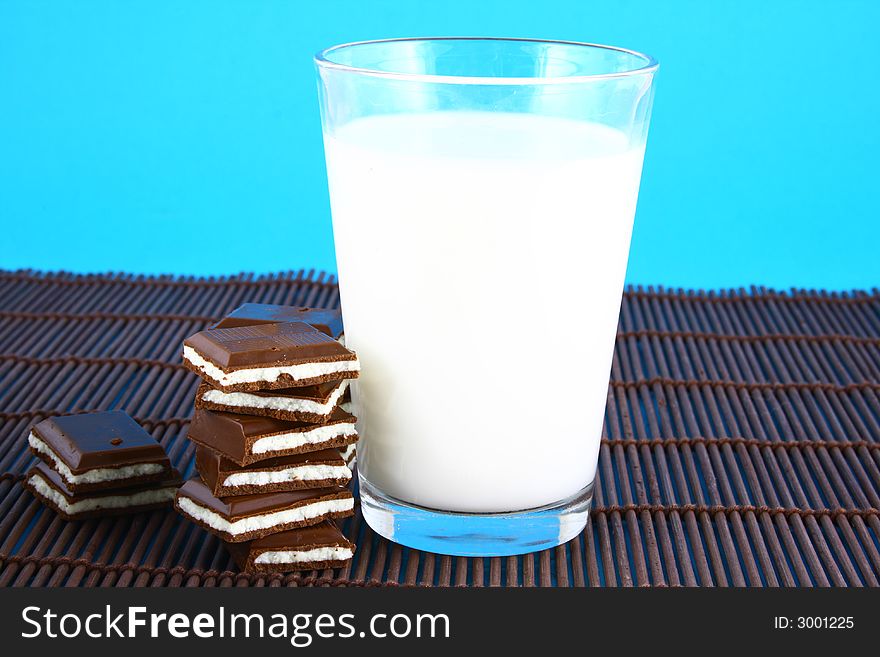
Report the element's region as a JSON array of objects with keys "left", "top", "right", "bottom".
[{"left": 359, "top": 476, "right": 593, "bottom": 557}]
